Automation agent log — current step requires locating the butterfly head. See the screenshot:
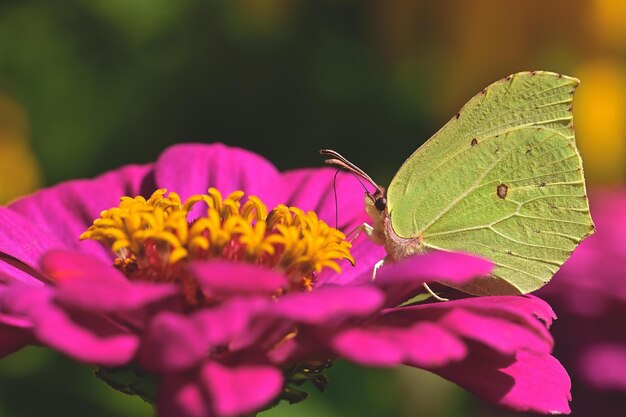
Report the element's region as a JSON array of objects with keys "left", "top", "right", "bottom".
[{"left": 372, "top": 189, "right": 387, "bottom": 212}]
